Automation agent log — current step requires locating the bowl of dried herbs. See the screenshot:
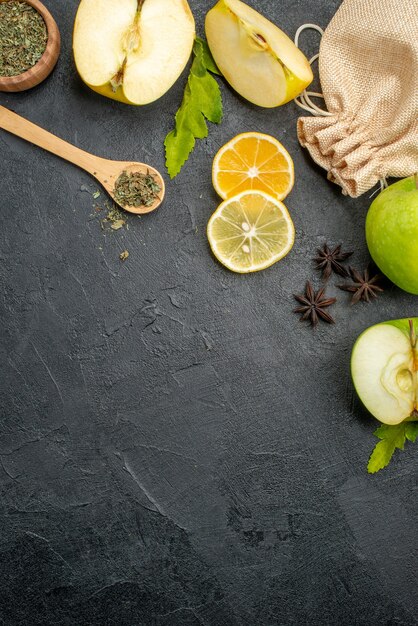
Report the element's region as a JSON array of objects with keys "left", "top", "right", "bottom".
[{"left": 0, "top": 0, "right": 60, "bottom": 92}]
